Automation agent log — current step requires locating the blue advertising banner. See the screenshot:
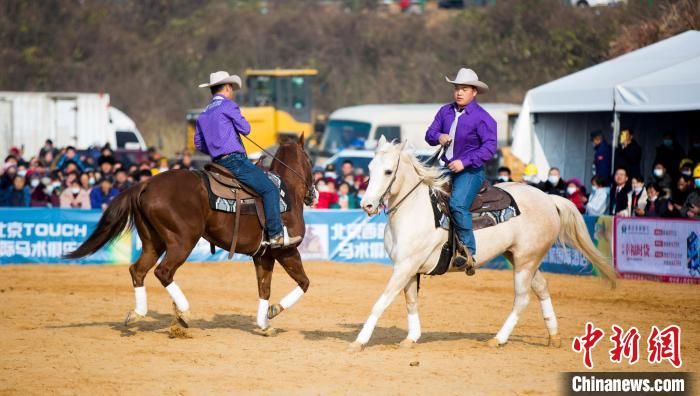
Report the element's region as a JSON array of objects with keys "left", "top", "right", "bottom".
[
  {"left": 0, "top": 208, "right": 131, "bottom": 265},
  {"left": 1, "top": 208, "right": 612, "bottom": 278}
]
